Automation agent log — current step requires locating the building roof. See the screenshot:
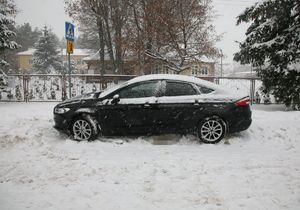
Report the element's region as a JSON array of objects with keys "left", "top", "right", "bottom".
[
  {"left": 83, "top": 50, "right": 216, "bottom": 64},
  {"left": 183, "top": 55, "right": 216, "bottom": 64},
  {"left": 197, "top": 56, "right": 216, "bottom": 64},
  {"left": 82, "top": 50, "right": 111, "bottom": 61},
  {"left": 17, "top": 48, "right": 94, "bottom": 56},
  {"left": 227, "top": 71, "right": 258, "bottom": 78},
  {"left": 17, "top": 48, "right": 36, "bottom": 55},
  {"left": 158, "top": 50, "right": 216, "bottom": 63},
  {"left": 83, "top": 50, "right": 136, "bottom": 62}
]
